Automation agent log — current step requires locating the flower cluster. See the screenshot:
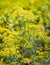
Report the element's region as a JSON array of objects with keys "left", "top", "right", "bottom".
[{"left": 0, "top": 0, "right": 50, "bottom": 65}]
